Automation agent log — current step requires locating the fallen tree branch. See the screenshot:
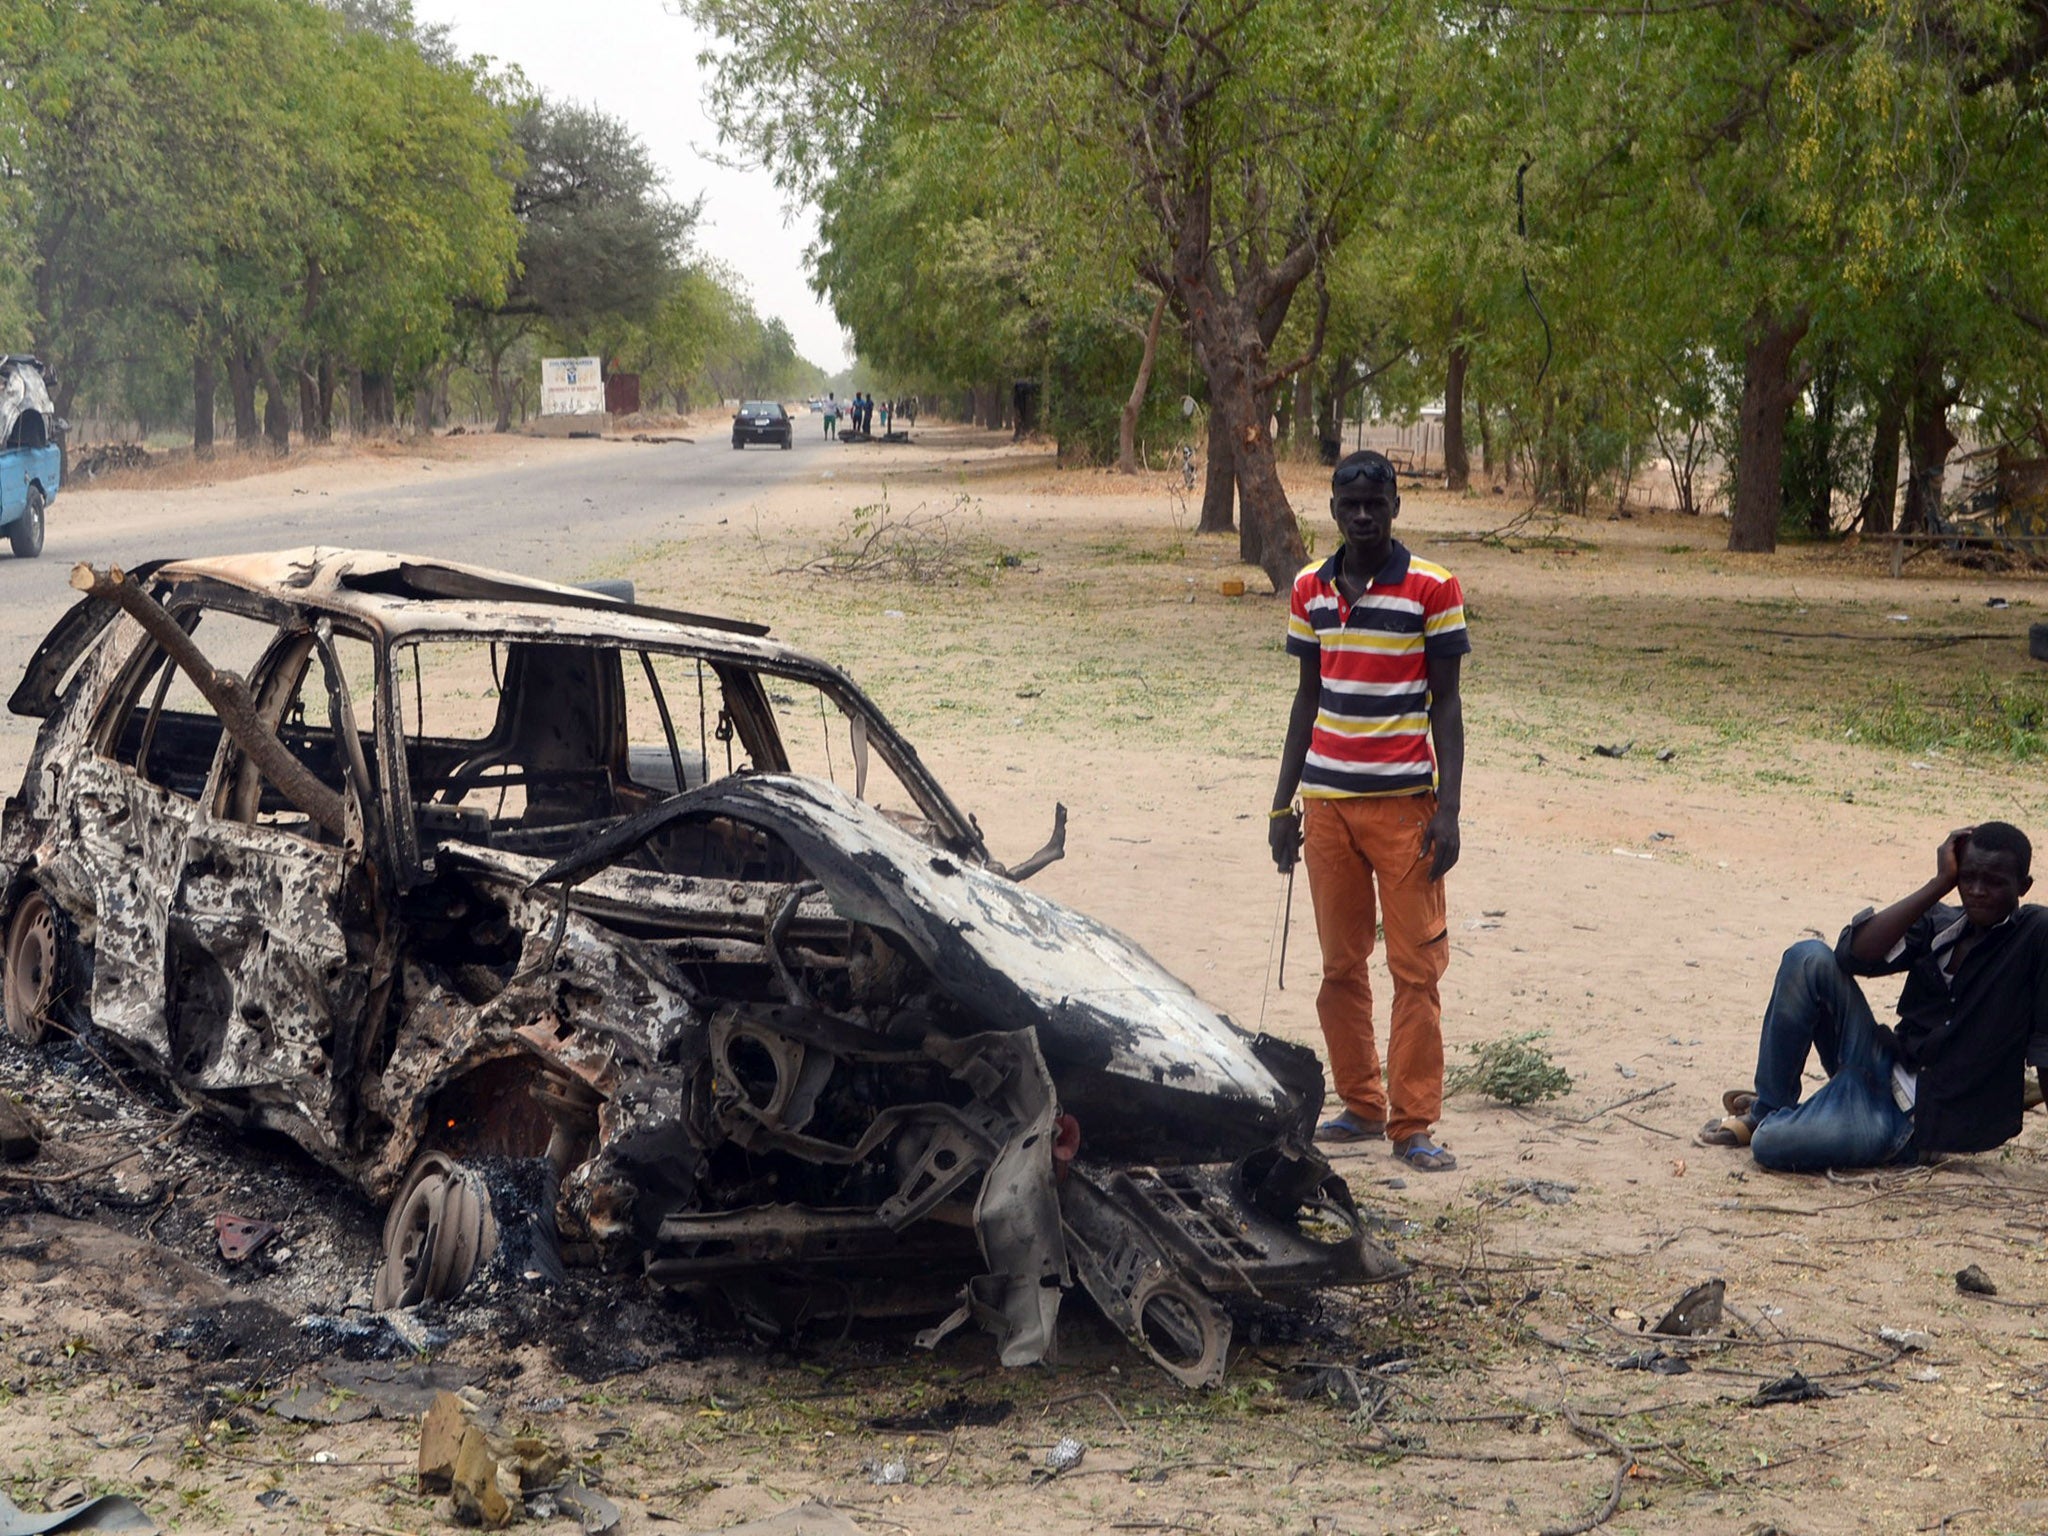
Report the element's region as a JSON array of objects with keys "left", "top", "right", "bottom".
[
  {"left": 1539, "top": 1401, "right": 1635, "bottom": 1536},
  {"left": 1556, "top": 1082, "right": 1675, "bottom": 1125}
]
